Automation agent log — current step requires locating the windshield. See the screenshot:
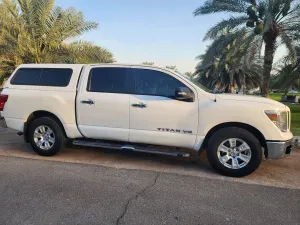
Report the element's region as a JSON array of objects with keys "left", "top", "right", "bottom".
[{"left": 175, "top": 72, "right": 214, "bottom": 93}]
